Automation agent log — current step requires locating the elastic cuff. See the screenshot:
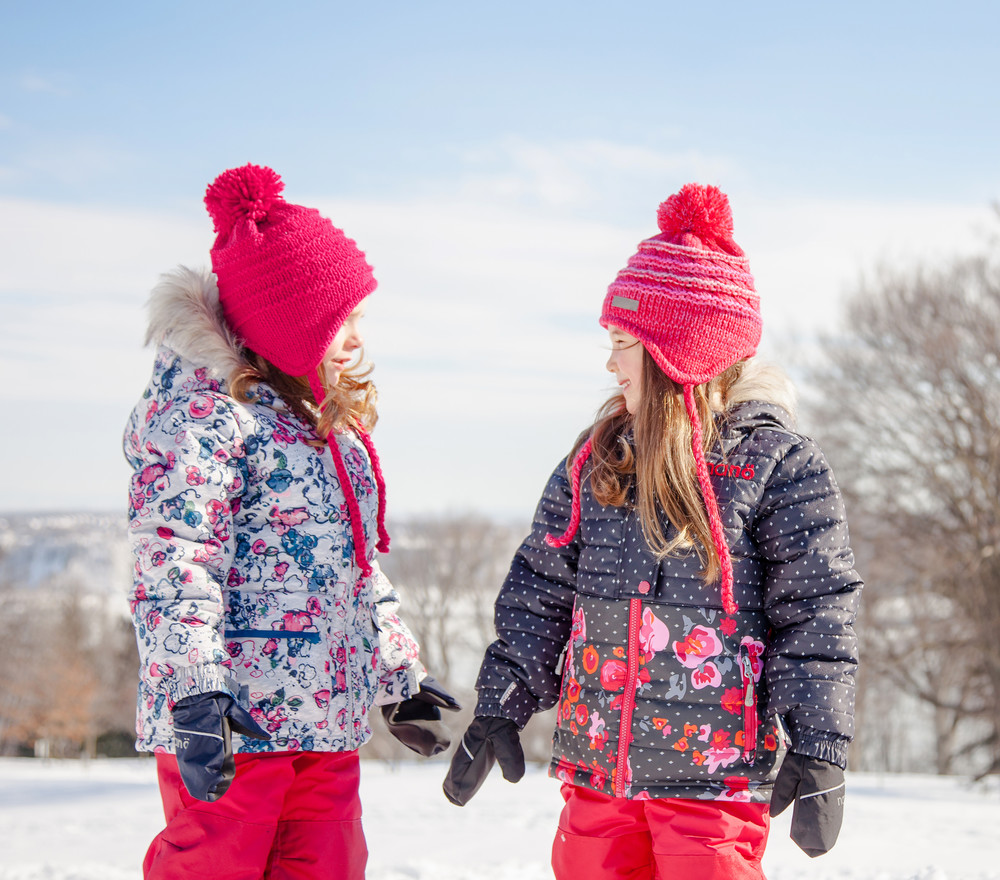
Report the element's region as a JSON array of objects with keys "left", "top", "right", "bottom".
[
  {"left": 375, "top": 661, "right": 426, "bottom": 706},
  {"left": 165, "top": 665, "right": 238, "bottom": 706},
  {"left": 475, "top": 682, "right": 536, "bottom": 729},
  {"left": 792, "top": 729, "right": 850, "bottom": 769}
]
